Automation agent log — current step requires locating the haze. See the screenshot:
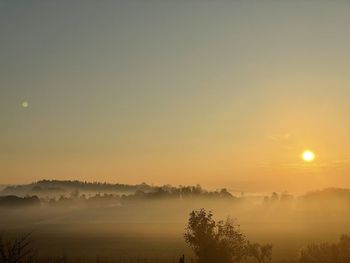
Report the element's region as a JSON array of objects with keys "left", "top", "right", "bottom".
[{"left": 2, "top": 1, "right": 350, "bottom": 193}]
